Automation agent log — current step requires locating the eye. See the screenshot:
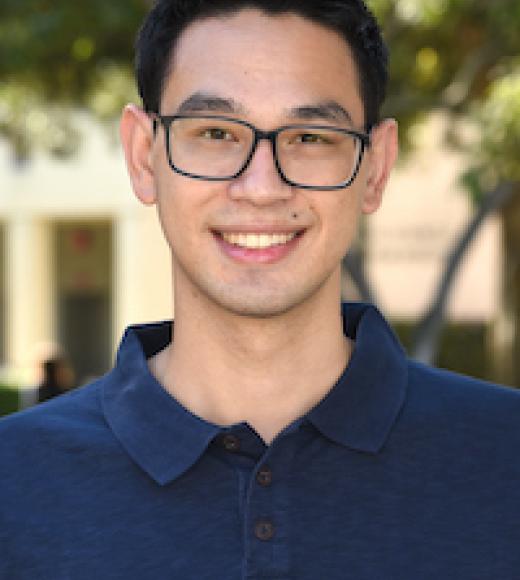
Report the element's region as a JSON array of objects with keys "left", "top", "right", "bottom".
[
  {"left": 295, "top": 132, "right": 332, "bottom": 145},
  {"left": 201, "top": 127, "right": 235, "bottom": 141}
]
